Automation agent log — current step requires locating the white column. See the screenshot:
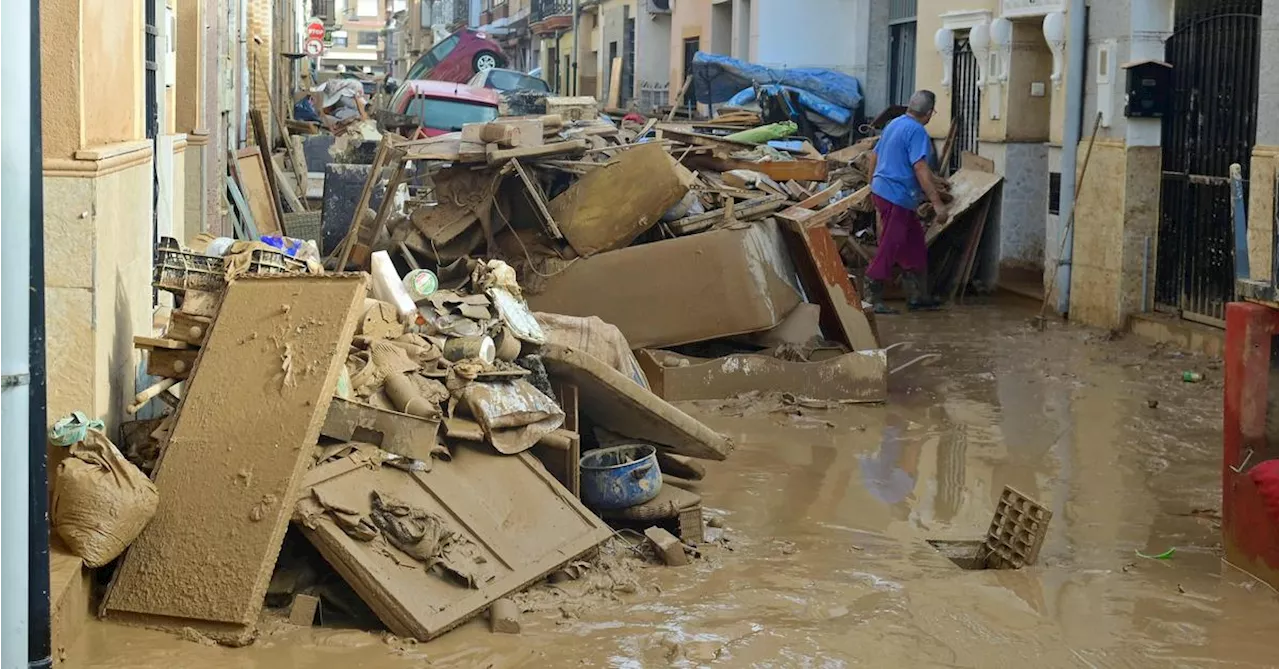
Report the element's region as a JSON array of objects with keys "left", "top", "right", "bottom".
[{"left": 0, "top": 0, "right": 34, "bottom": 663}]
